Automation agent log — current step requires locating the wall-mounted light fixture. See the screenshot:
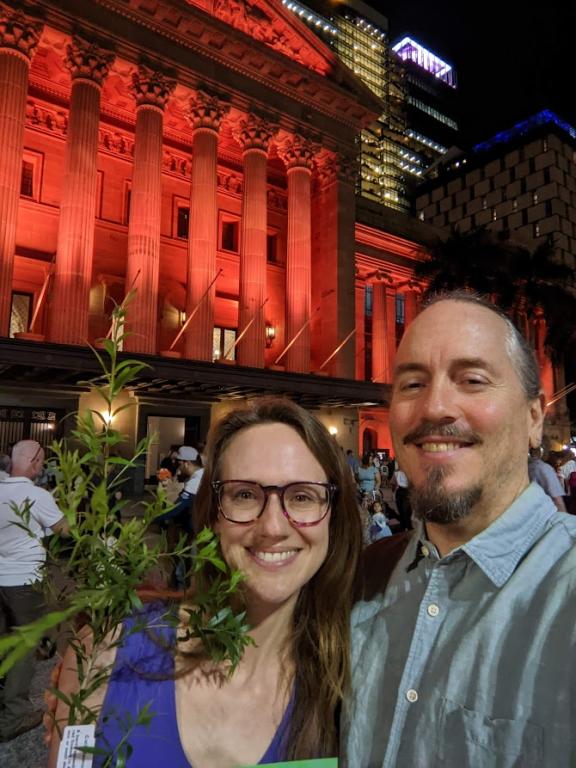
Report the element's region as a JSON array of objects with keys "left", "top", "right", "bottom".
[
  {"left": 101, "top": 410, "right": 114, "bottom": 426},
  {"left": 265, "top": 324, "right": 276, "bottom": 348},
  {"left": 328, "top": 426, "right": 338, "bottom": 436}
]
